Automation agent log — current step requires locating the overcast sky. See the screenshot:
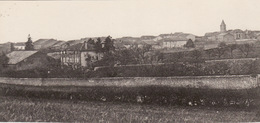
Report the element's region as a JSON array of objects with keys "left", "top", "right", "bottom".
[{"left": 0, "top": 0, "right": 260, "bottom": 43}]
